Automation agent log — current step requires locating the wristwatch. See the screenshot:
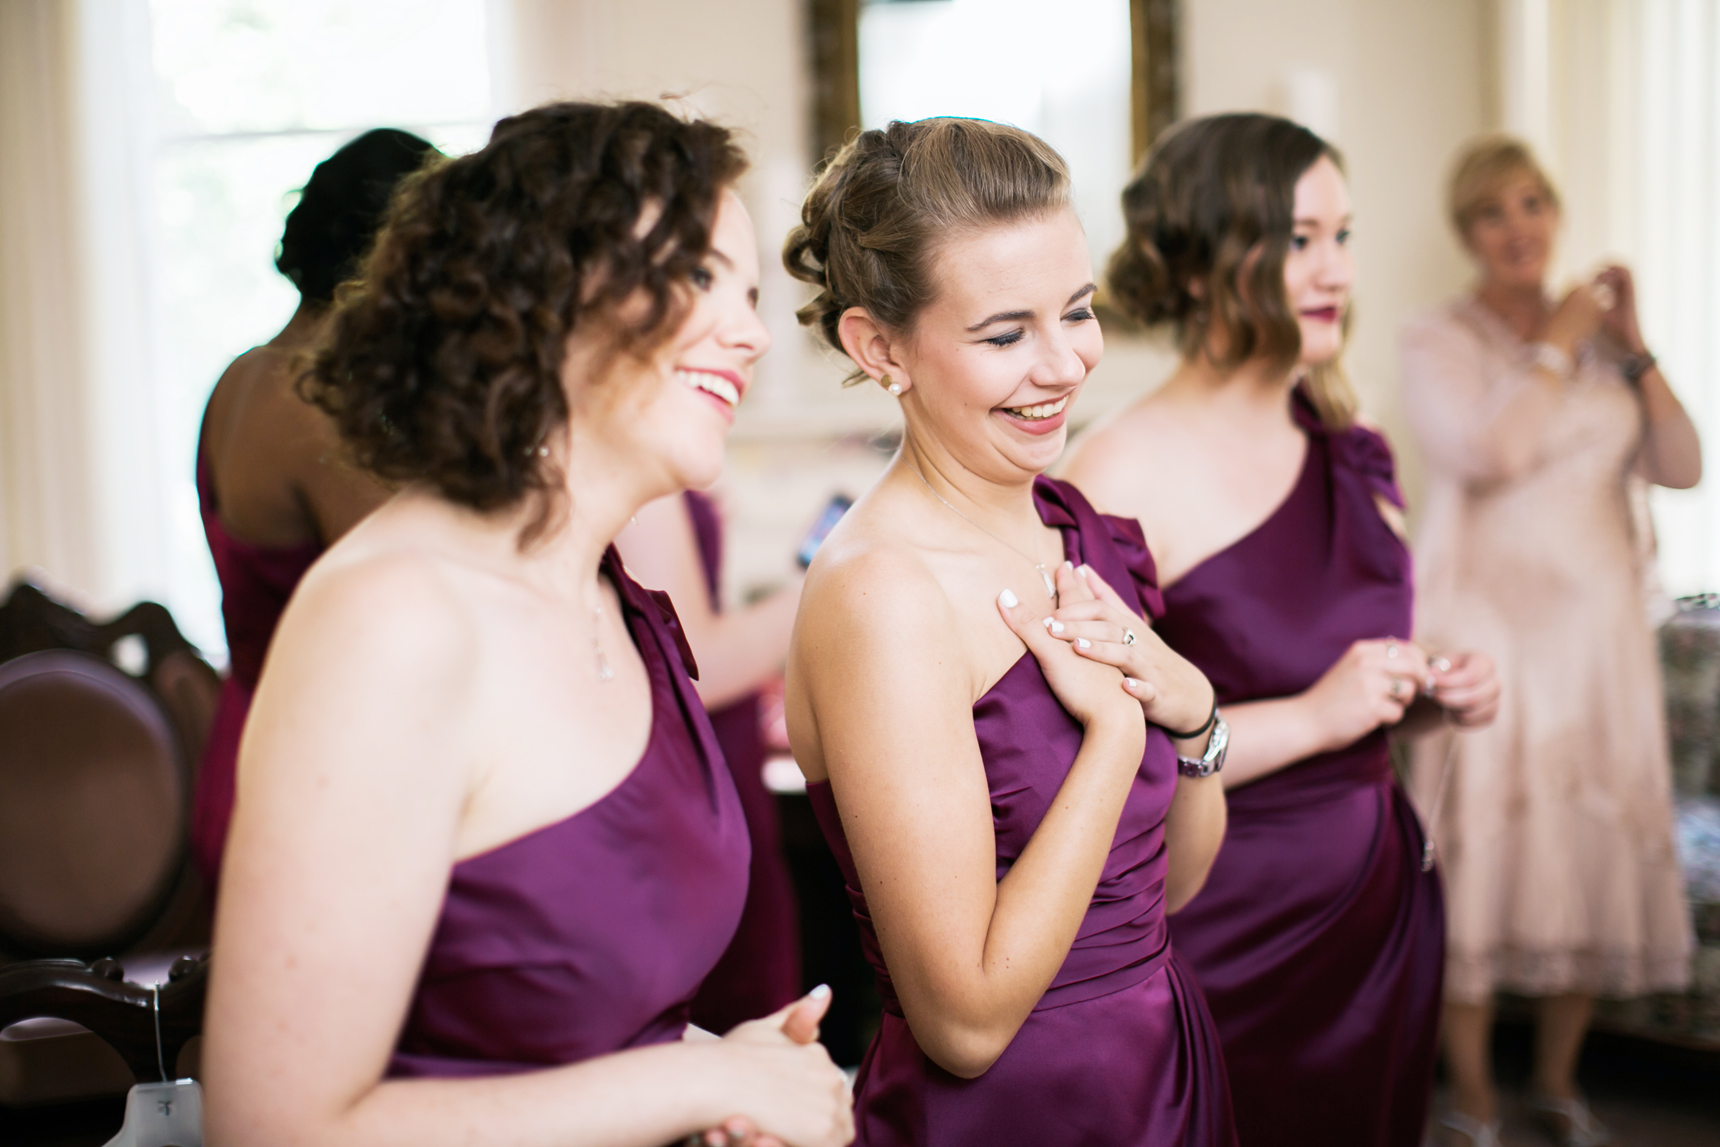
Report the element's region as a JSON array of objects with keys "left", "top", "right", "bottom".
[{"left": 1175, "top": 710, "right": 1229, "bottom": 778}]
